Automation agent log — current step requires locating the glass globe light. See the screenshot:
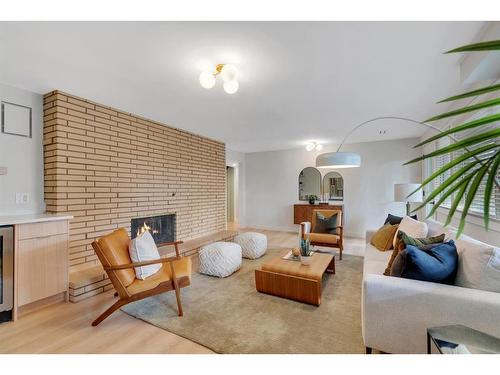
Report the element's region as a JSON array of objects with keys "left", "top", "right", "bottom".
[
  {"left": 315, "top": 143, "right": 323, "bottom": 151},
  {"left": 223, "top": 80, "right": 239, "bottom": 94},
  {"left": 199, "top": 71, "right": 215, "bottom": 89},
  {"left": 221, "top": 64, "right": 238, "bottom": 82},
  {"left": 305, "top": 143, "right": 315, "bottom": 152}
]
